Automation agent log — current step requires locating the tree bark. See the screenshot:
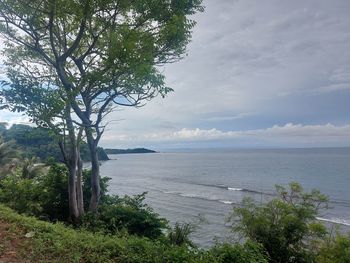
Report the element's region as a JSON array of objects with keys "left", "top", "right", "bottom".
[
  {"left": 85, "top": 127, "right": 100, "bottom": 212},
  {"left": 67, "top": 162, "right": 79, "bottom": 222},
  {"left": 60, "top": 106, "right": 84, "bottom": 223},
  {"left": 76, "top": 151, "right": 84, "bottom": 216}
]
